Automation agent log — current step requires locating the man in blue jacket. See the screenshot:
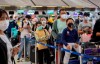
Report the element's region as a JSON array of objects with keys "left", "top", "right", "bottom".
[{"left": 62, "top": 18, "right": 82, "bottom": 64}]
